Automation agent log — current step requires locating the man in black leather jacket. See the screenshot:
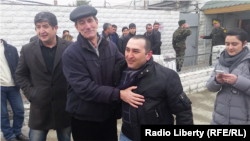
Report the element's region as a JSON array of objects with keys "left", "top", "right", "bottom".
[{"left": 114, "top": 35, "right": 193, "bottom": 141}]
